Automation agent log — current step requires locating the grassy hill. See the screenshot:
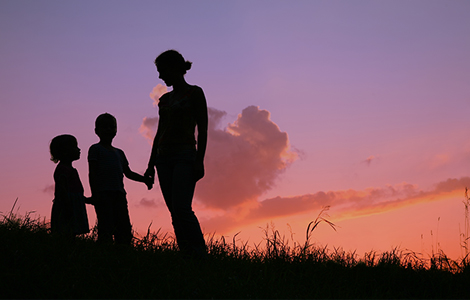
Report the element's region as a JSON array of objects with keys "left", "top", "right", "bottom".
[{"left": 1, "top": 206, "right": 470, "bottom": 298}]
